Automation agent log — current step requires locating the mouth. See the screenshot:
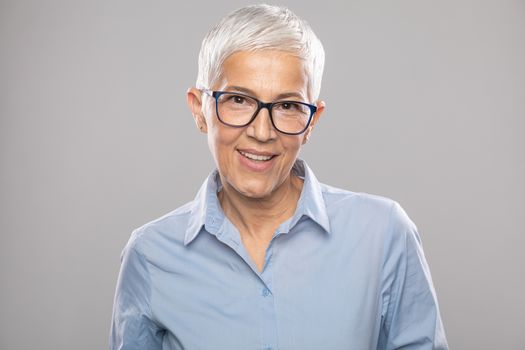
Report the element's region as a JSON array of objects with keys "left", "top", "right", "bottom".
[{"left": 237, "top": 149, "right": 277, "bottom": 162}]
